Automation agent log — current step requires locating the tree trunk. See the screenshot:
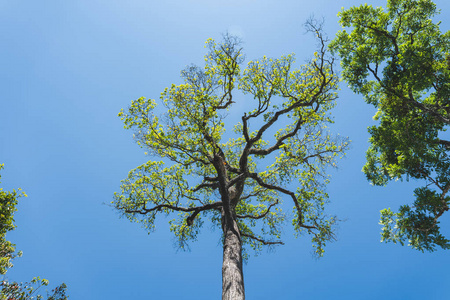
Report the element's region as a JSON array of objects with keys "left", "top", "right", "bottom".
[{"left": 222, "top": 213, "right": 245, "bottom": 300}]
